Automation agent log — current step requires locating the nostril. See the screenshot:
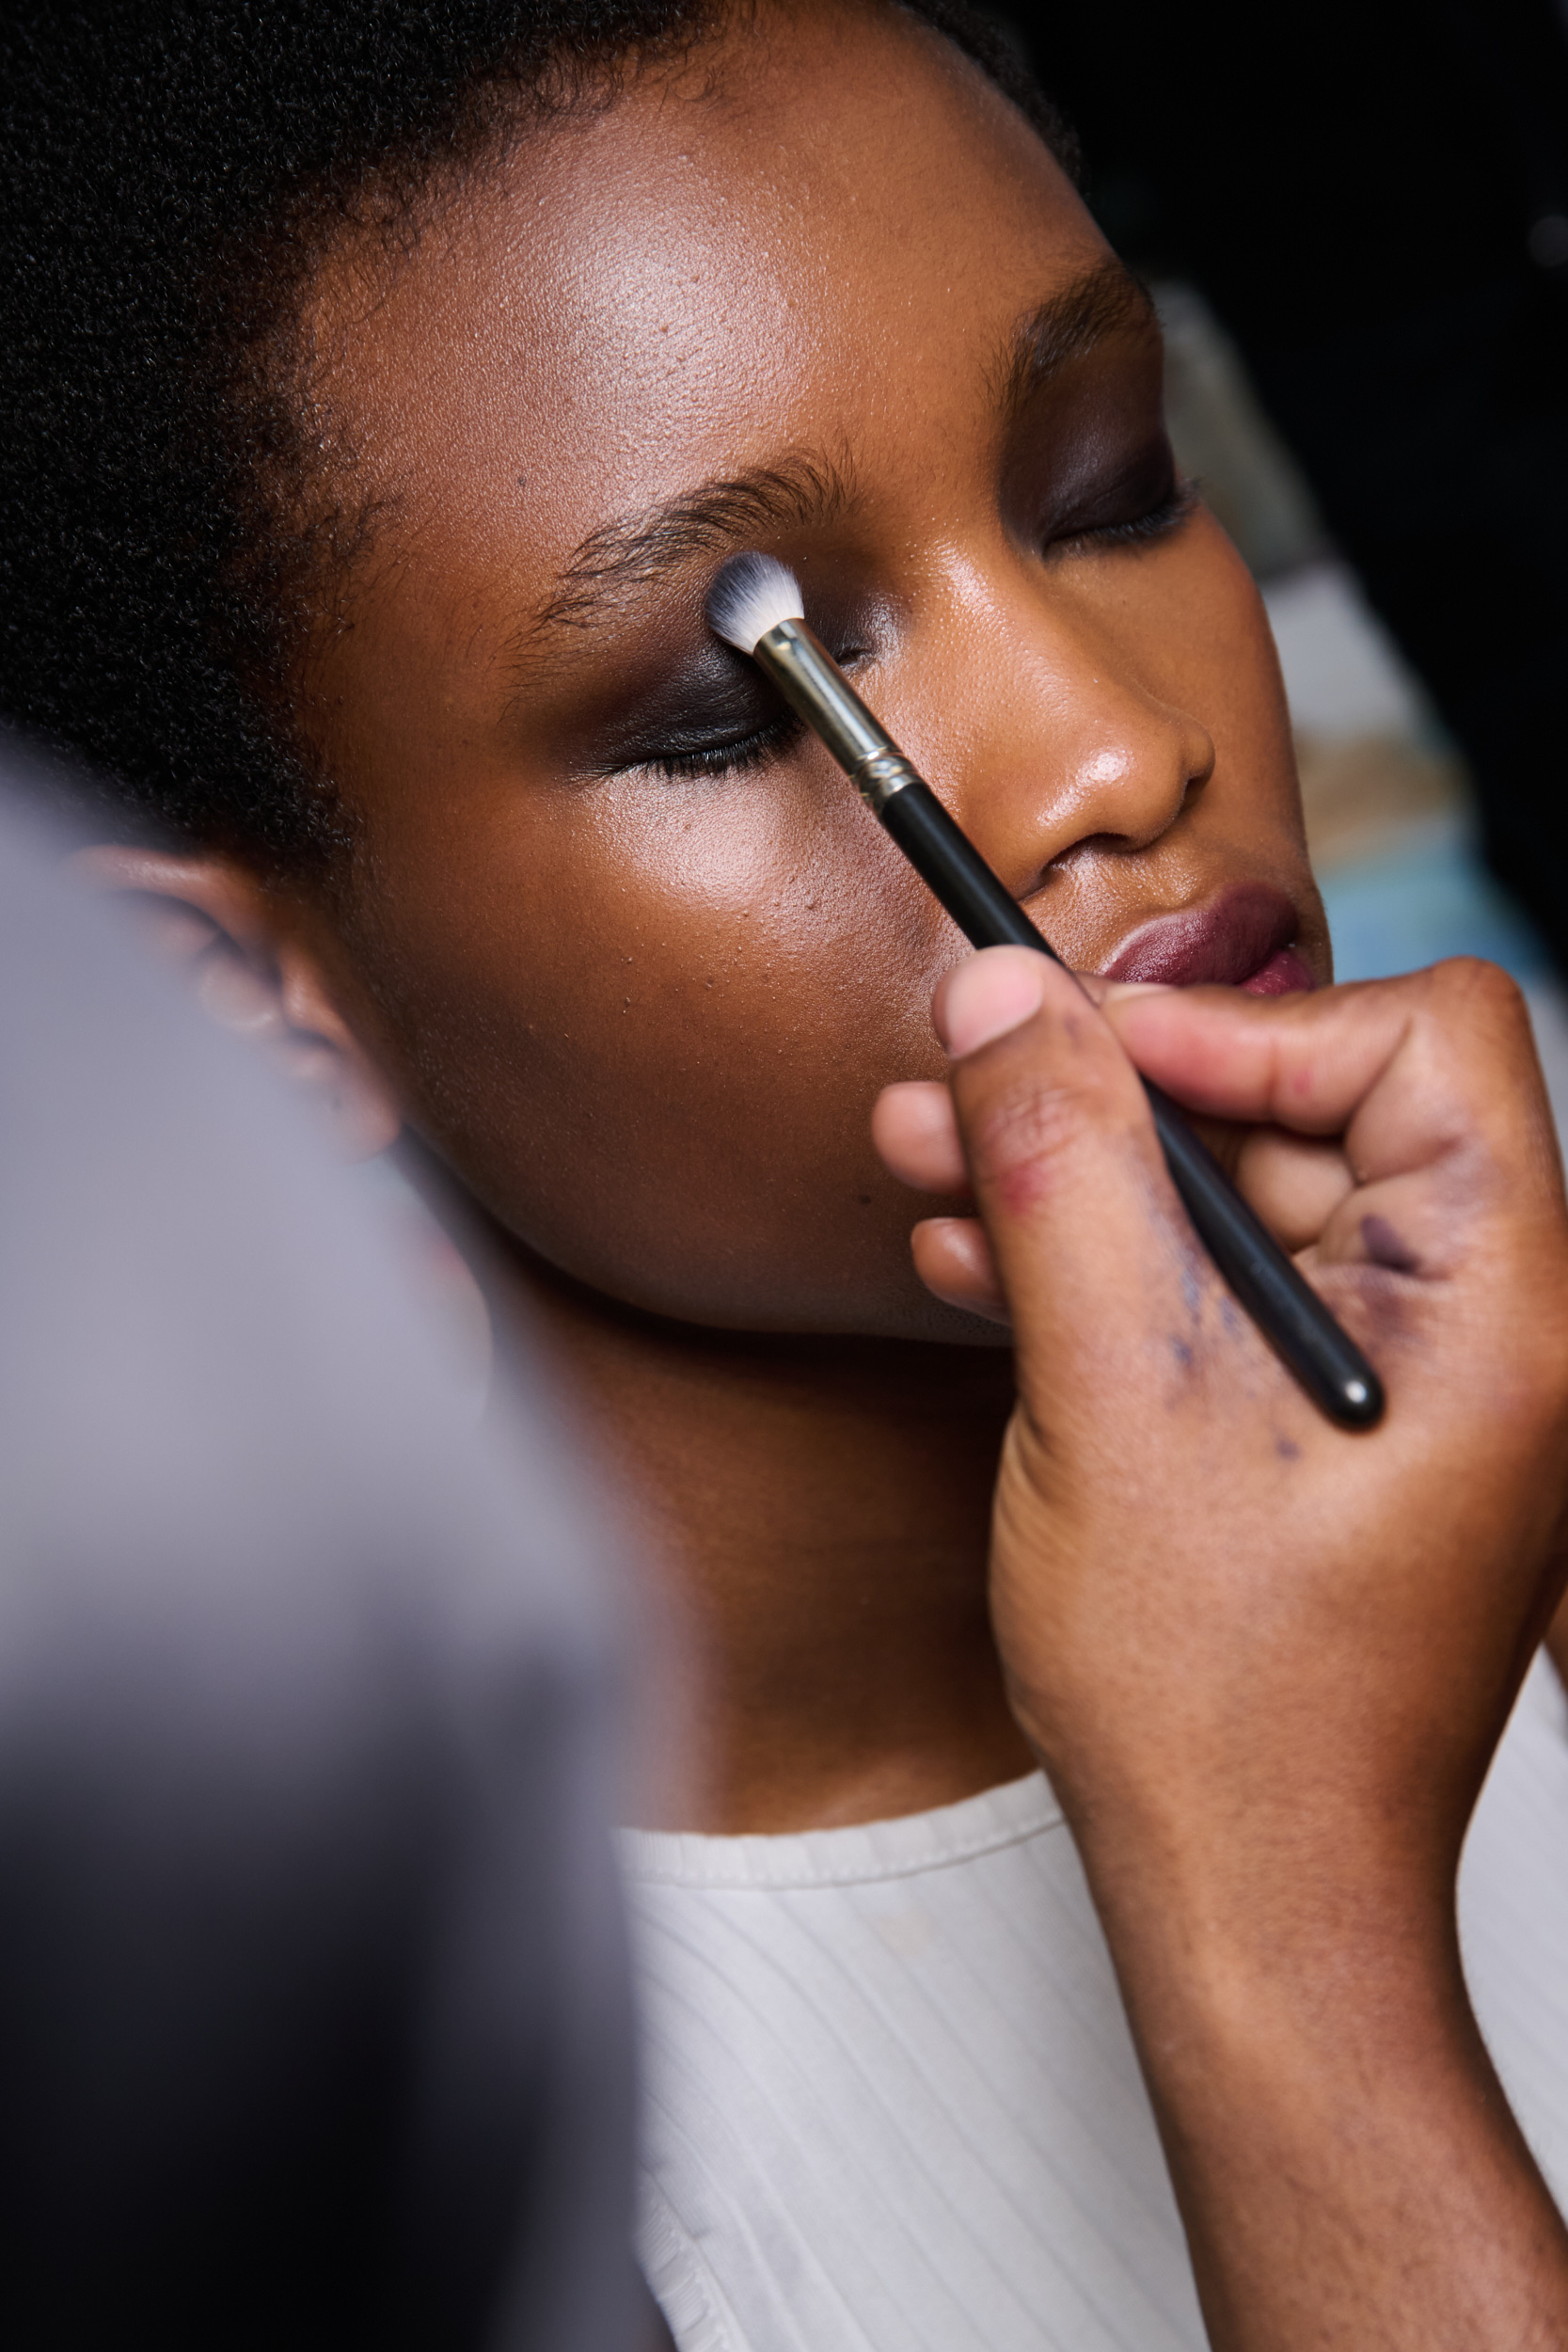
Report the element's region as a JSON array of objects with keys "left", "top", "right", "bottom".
[{"left": 1053, "top": 831, "right": 1132, "bottom": 865}]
